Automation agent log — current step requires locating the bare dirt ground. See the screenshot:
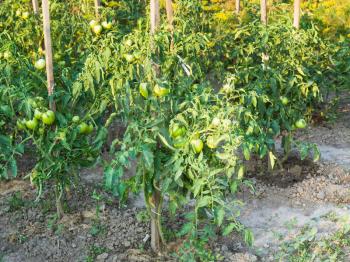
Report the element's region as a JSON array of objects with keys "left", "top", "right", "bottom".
[{"left": 1, "top": 93, "right": 350, "bottom": 262}]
